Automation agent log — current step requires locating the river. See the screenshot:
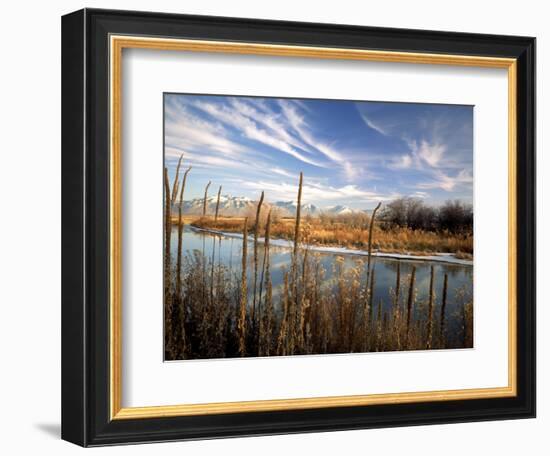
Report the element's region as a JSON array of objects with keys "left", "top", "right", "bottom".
[{"left": 170, "top": 225, "right": 473, "bottom": 339}]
